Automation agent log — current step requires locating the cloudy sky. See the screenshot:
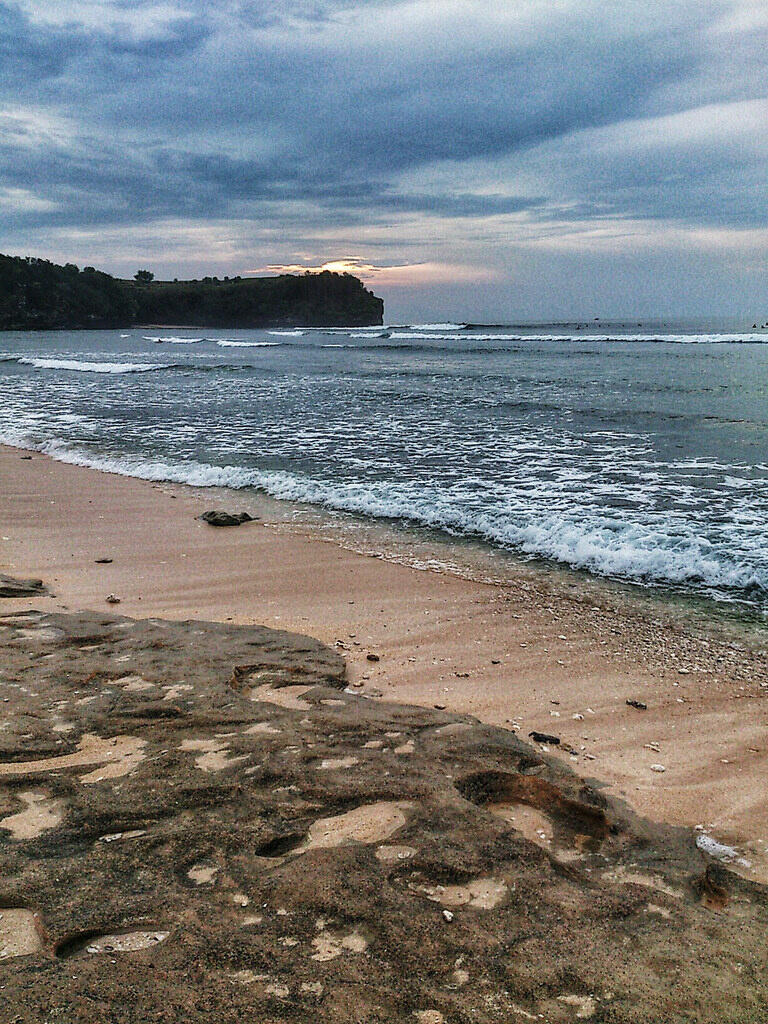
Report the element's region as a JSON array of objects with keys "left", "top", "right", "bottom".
[{"left": 2, "top": 0, "right": 767, "bottom": 319}]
